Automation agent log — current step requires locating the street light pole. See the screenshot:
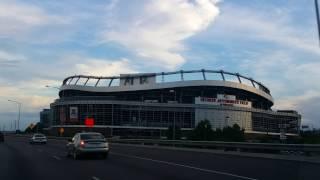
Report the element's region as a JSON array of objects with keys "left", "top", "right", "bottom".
[
  {"left": 8, "top": 99, "right": 22, "bottom": 131},
  {"left": 18, "top": 103, "right": 21, "bottom": 130},
  {"left": 315, "top": 0, "right": 320, "bottom": 46}
]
